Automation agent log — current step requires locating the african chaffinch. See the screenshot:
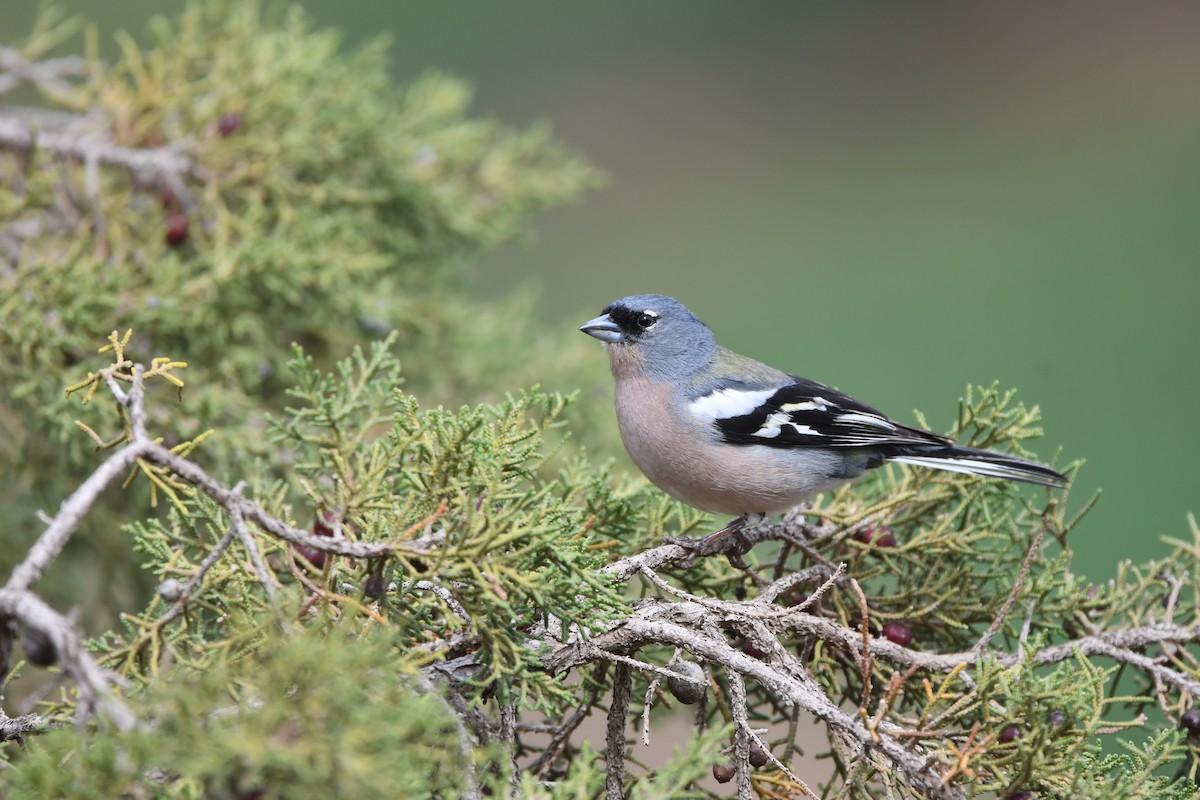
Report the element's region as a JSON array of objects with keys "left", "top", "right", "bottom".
[{"left": 580, "top": 294, "right": 1066, "bottom": 531}]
